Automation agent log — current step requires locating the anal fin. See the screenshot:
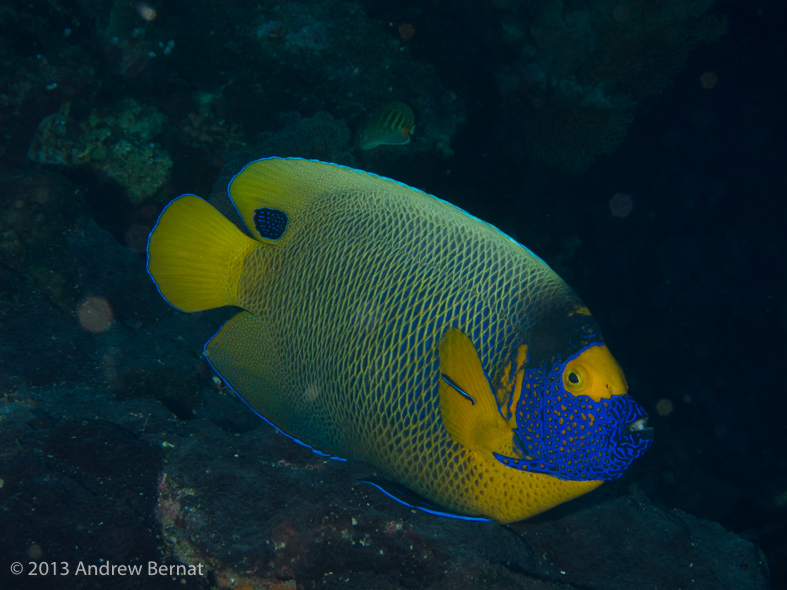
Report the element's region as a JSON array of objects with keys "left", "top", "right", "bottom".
[{"left": 205, "top": 311, "right": 344, "bottom": 461}]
